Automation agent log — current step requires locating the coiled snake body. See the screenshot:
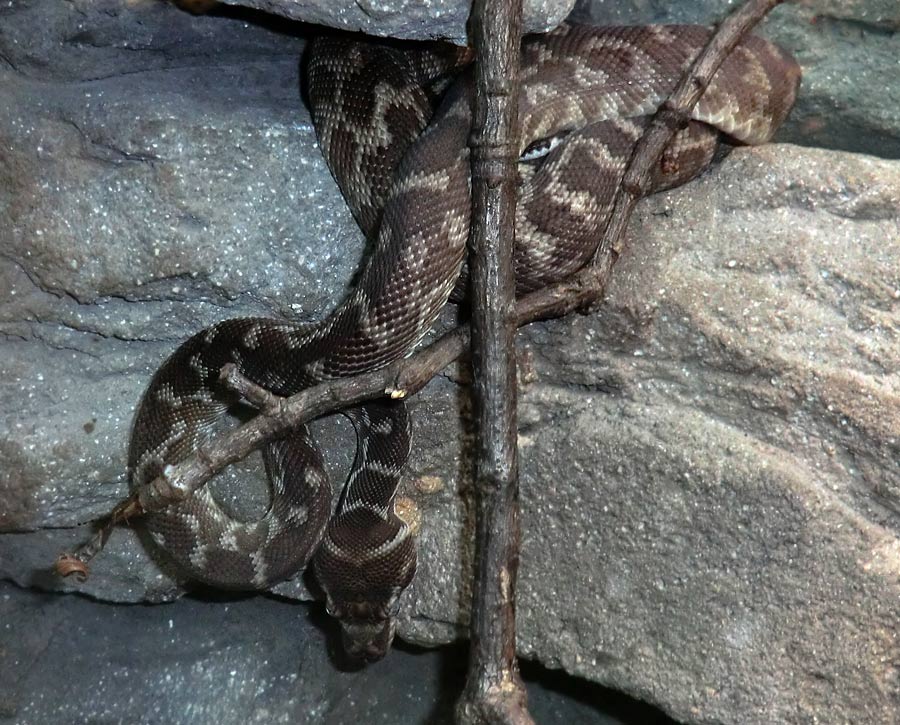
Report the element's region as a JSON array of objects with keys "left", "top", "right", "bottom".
[{"left": 129, "top": 25, "right": 799, "bottom": 661}]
